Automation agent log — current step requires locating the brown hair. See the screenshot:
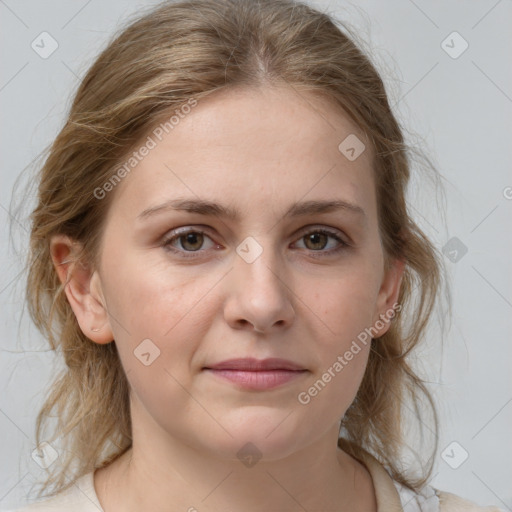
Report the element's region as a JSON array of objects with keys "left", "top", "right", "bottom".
[{"left": 15, "top": 0, "right": 450, "bottom": 499}]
